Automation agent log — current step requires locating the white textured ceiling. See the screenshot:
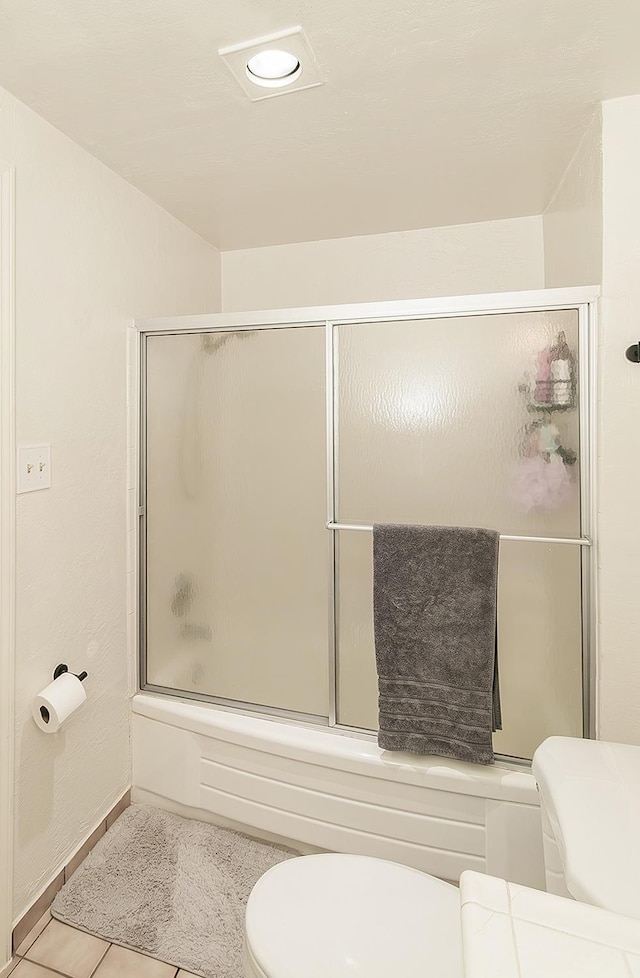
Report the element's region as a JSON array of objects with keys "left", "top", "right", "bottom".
[{"left": 0, "top": 0, "right": 639, "bottom": 249}]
